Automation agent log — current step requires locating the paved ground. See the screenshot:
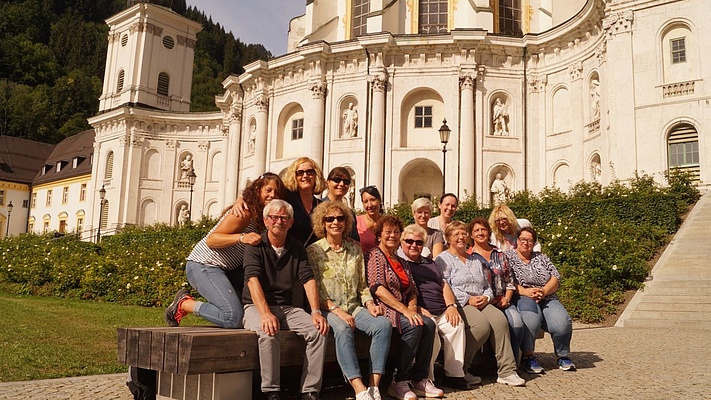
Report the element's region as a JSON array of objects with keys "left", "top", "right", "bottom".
[{"left": 1, "top": 323, "right": 709, "bottom": 399}]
